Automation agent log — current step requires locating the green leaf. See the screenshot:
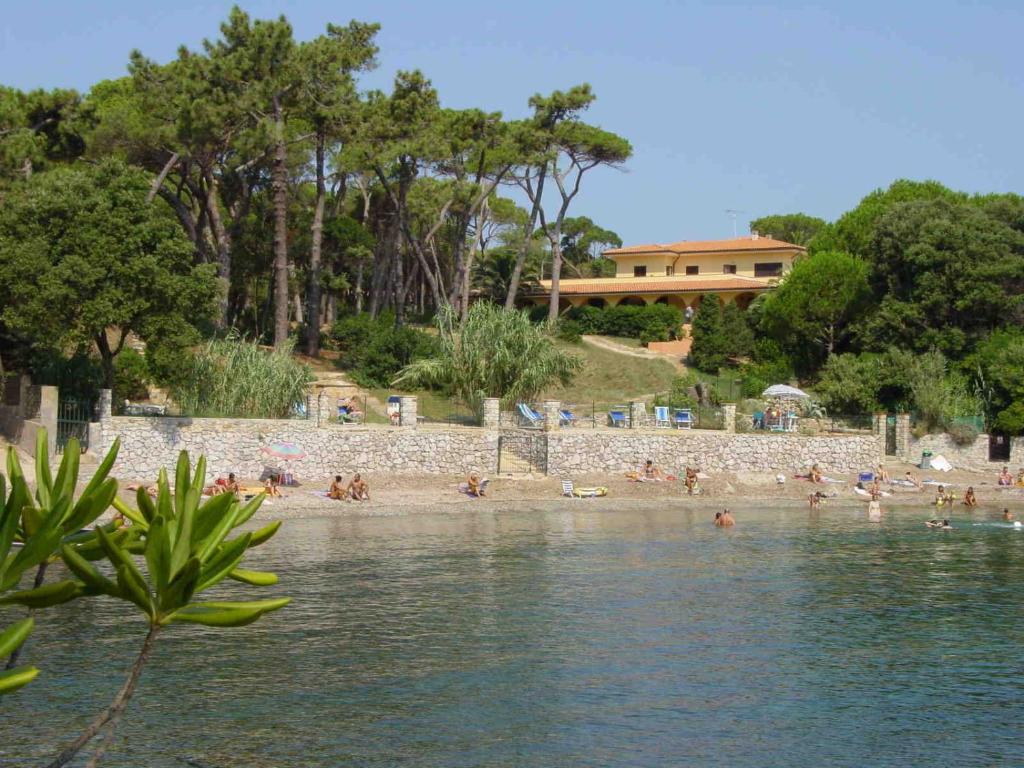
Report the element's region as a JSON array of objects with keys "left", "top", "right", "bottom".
[
  {"left": 194, "top": 500, "right": 241, "bottom": 562},
  {"left": 116, "top": 564, "right": 154, "bottom": 616},
  {"left": 195, "top": 533, "right": 251, "bottom": 593},
  {"left": 174, "top": 451, "right": 189, "bottom": 517},
  {"left": 159, "top": 556, "right": 200, "bottom": 613},
  {"left": 0, "top": 617, "right": 34, "bottom": 657},
  {"left": 60, "top": 545, "right": 119, "bottom": 596},
  {"left": 248, "top": 520, "right": 282, "bottom": 548},
  {"left": 136, "top": 487, "right": 157, "bottom": 523},
  {"left": 167, "top": 597, "right": 290, "bottom": 628},
  {"left": 190, "top": 492, "right": 234, "bottom": 546},
  {"left": 0, "top": 579, "right": 82, "bottom": 608},
  {"left": 170, "top": 488, "right": 197, "bottom": 578},
  {"left": 228, "top": 568, "right": 279, "bottom": 586},
  {"left": 34, "top": 429, "right": 52, "bottom": 509},
  {"left": 52, "top": 440, "right": 80, "bottom": 508},
  {"left": 112, "top": 498, "right": 148, "bottom": 528},
  {"left": 3, "top": 525, "right": 62, "bottom": 589},
  {"left": 144, "top": 516, "right": 171, "bottom": 591},
  {"left": 63, "top": 478, "right": 118, "bottom": 534},
  {"left": 190, "top": 455, "right": 207, "bottom": 498},
  {"left": 233, "top": 494, "right": 265, "bottom": 527},
  {"left": 0, "top": 665, "right": 40, "bottom": 695},
  {"left": 79, "top": 438, "right": 120, "bottom": 499}
]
